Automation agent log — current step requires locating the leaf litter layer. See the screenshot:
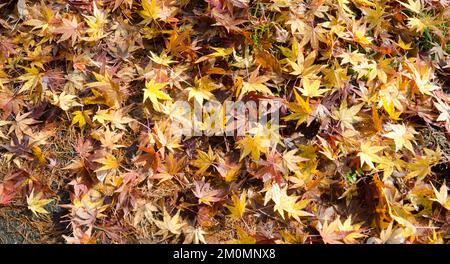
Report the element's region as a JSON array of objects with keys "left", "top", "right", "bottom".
[{"left": 0, "top": 0, "right": 449, "bottom": 244}]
